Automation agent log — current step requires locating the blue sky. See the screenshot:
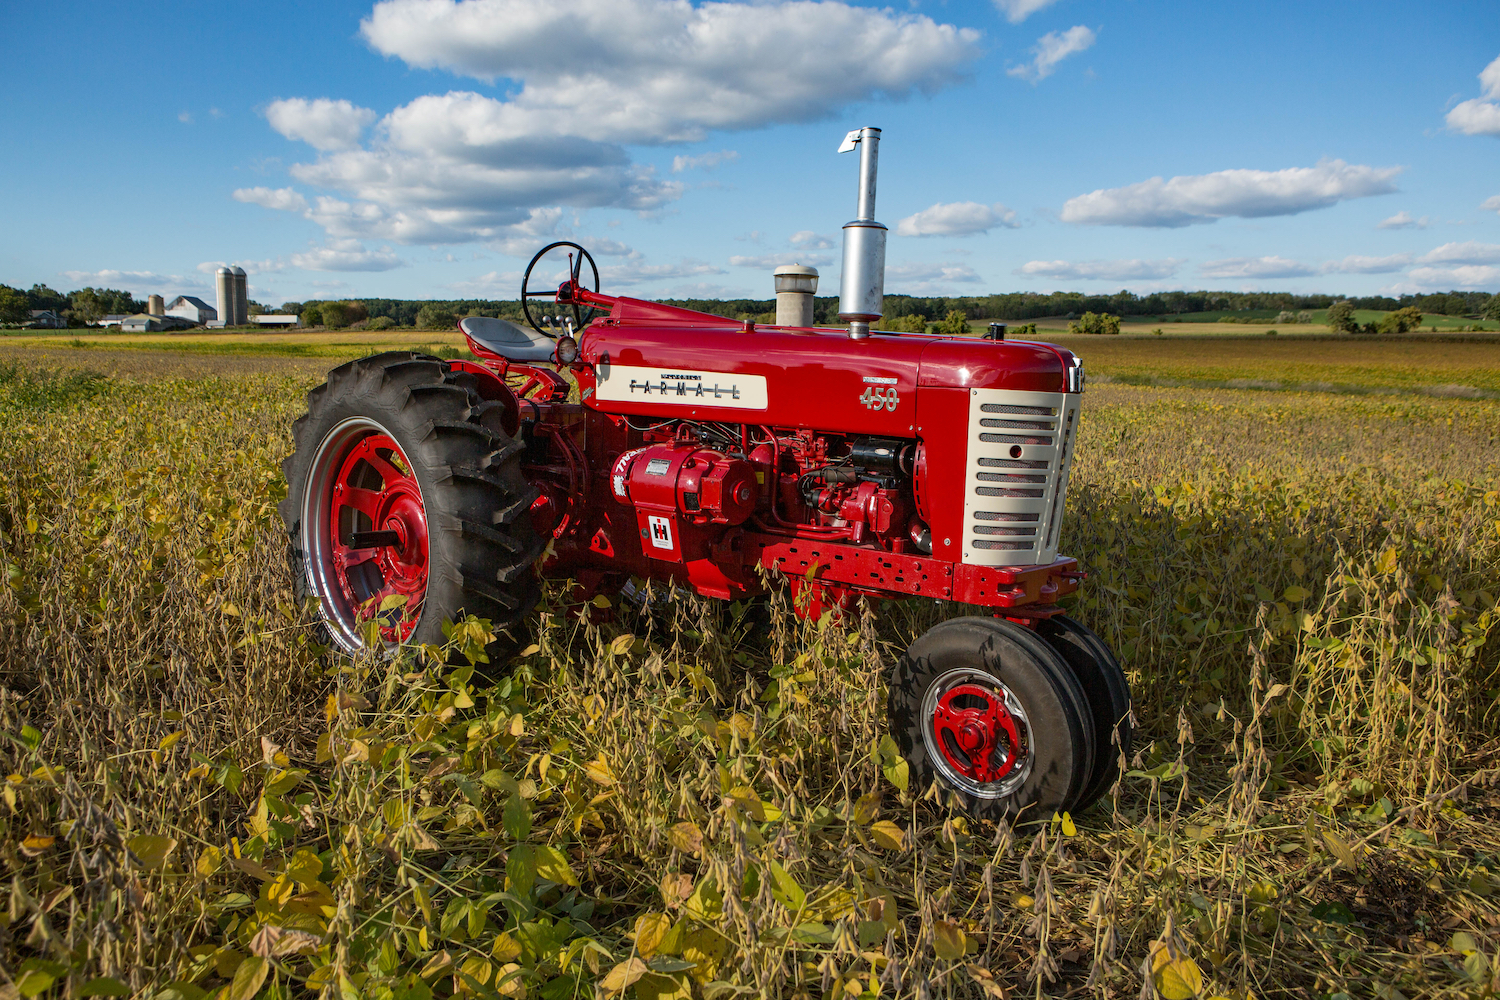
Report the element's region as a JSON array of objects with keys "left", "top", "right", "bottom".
[{"left": 2, "top": 0, "right": 1498, "bottom": 308}]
